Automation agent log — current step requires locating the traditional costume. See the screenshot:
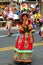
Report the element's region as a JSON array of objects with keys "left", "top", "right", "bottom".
[
  {"left": 13, "top": 4, "right": 34, "bottom": 62},
  {"left": 13, "top": 13, "right": 34, "bottom": 61}
]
